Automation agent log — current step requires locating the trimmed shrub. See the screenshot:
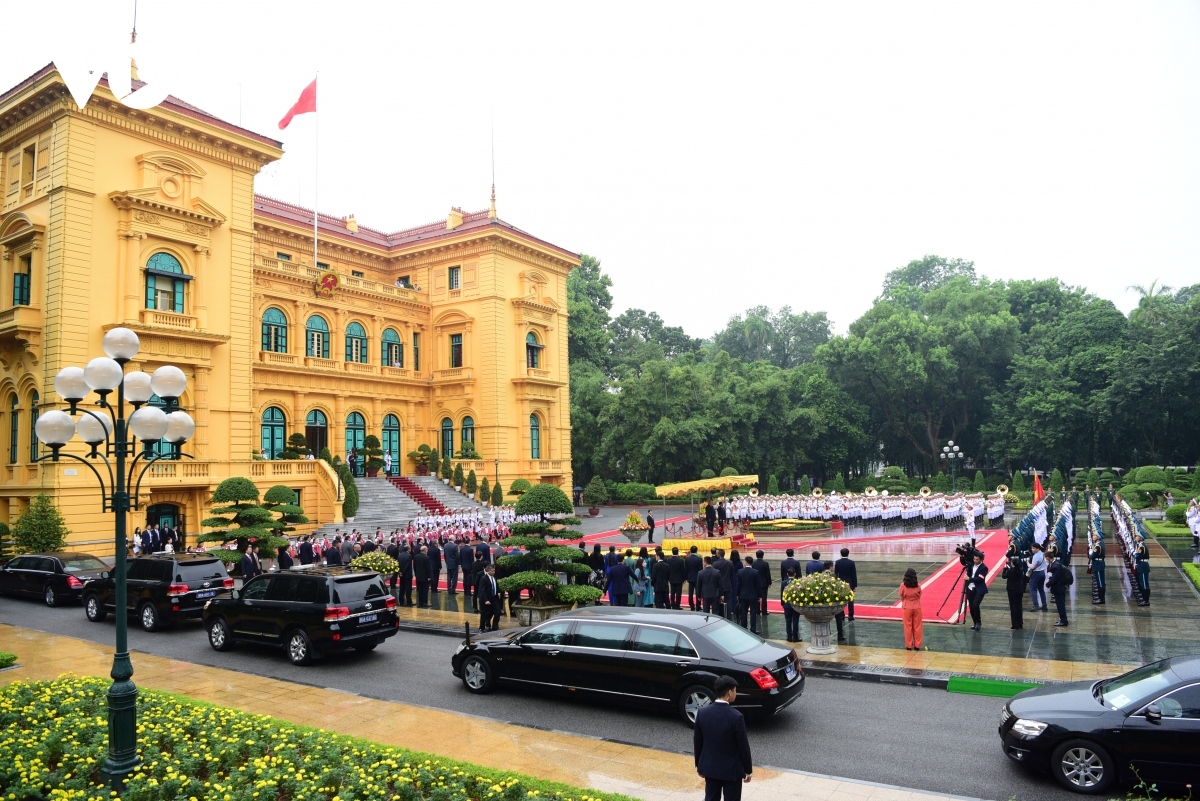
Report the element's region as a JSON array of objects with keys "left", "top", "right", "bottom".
[
  {"left": 1049, "top": 468, "right": 1065, "bottom": 492},
  {"left": 491, "top": 482, "right": 504, "bottom": 506},
  {"left": 1011, "top": 471, "right": 1025, "bottom": 492},
  {"left": 798, "top": 475, "right": 811, "bottom": 495},
  {"left": 973, "top": 471, "right": 985, "bottom": 493},
  {"left": 611, "top": 482, "right": 658, "bottom": 504},
  {"left": 362, "top": 434, "right": 384, "bottom": 471},
  {"left": 934, "top": 472, "right": 951, "bottom": 493},
  {"left": 453, "top": 462, "right": 465, "bottom": 488},
  {"left": 466, "top": 469, "right": 477, "bottom": 495},
  {"left": 1165, "top": 504, "right": 1188, "bottom": 526},
  {"left": 767, "top": 474, "right": 780, "bottom": 495},
  {"left": 582, "top": 476, "right": 608, "bottom": 506},
  {"left": 514, "top": 483, "right": 574, "bottom": 518},
  {"left": 479, "top": 476, "right": 490, "bottom": 503},
  {"left": 441, "top": 455, "right": 452, "bottom": 480},
  {"left": 700, "top": 469, "right": 716, "bottom": 479},
  {"left": 720, "top": 466, "right": 737, "bottom": 476},
  {"left": 13, "top": 495, "right": 68, "bottom": 554},
  {"left": 509, "top": 478, "right": 532, "bottom": 496}
]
